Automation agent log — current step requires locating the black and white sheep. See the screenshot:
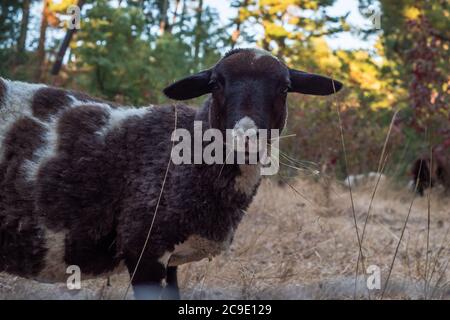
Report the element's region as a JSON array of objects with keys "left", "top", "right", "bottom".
[
  {"left": 343, "top": 172, "right": 387, "bottom": 189},
  {"left": 0, "top": 48, "right": 342, "bottom": 299},
  {"left": 411, "top": 141, "right": 450, "bottom": 195}
]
